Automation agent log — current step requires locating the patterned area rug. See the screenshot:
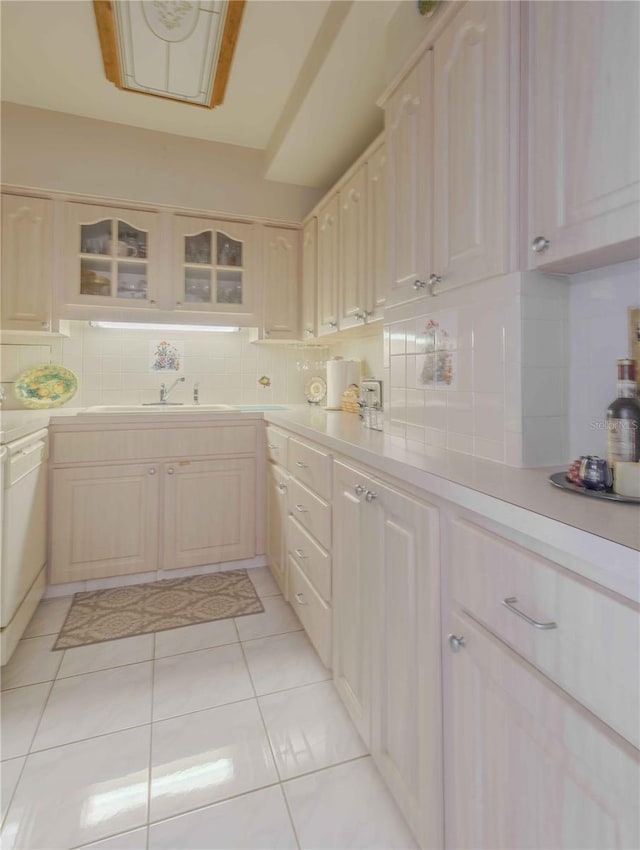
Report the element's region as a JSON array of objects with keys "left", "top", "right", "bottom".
[{"left": 54, "top": 569, "right": 264, "bottom": 650}]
